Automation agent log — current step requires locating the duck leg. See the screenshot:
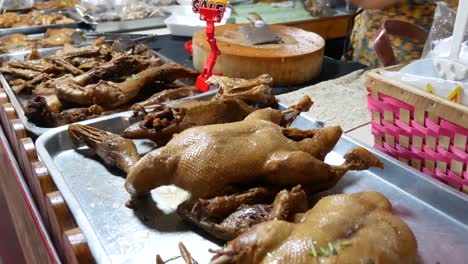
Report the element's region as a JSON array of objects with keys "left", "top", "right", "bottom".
[
  {"left": 282, "top": 126, "right": 343, "bottom": 161},
  {"left": 280, "top": 96, "right": 313, "bottom": 127},
  {"left": 177, "top": 185, "right": 308, "bottom": 241},
  {"left": 265, "top": 147, "right": 383, "bottom": 193},
  {"left": 131, "top": 86, "right": 198, "bottom": 115},
  {"left": 93, "top": 64, "right": 198, "bottom": 109},
  {"left": 195, "top": 187, "right": 279, "bottom": 219}
]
